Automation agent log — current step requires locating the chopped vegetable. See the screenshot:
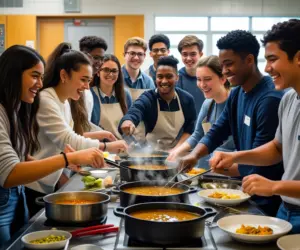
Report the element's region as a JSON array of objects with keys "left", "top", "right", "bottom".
[{"left": 30, "top": 234, "right": 66, "bottom": 244}]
